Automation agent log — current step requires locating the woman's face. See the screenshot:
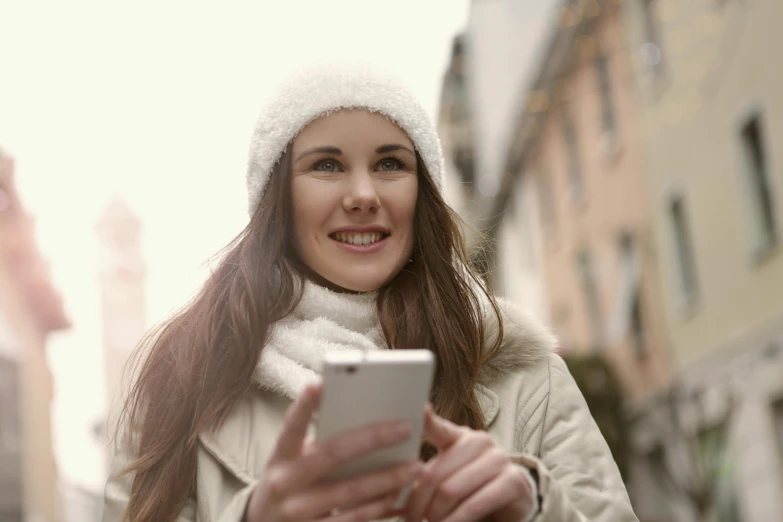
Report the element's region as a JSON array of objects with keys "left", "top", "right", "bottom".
[{"left": 290, "top": 109, "right": 418, "bottom": 292}]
